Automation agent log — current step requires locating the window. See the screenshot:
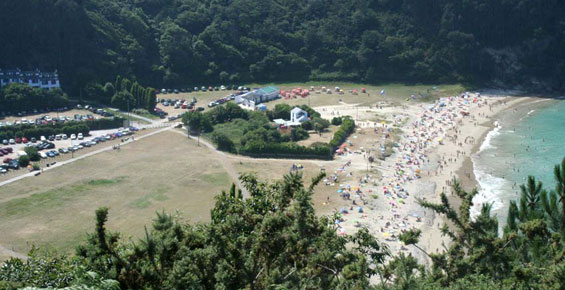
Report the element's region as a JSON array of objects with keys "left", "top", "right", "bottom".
[
  {"left": 51, "top": 80, "right": 57, "bottom": 85},
  {"left": 42, "top": 80, "right": 48, "bottom": 85}
]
